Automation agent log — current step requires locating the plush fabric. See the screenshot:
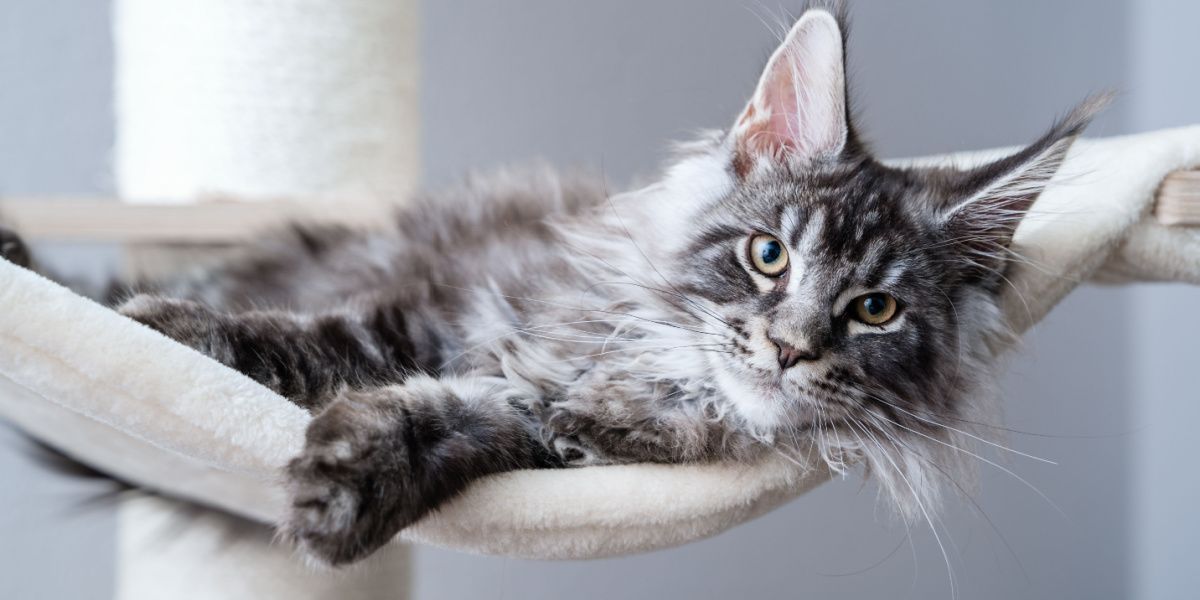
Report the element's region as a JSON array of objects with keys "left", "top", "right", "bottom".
[{"left": 0, "top": 127, "right": 1197, "bottom": 561}]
